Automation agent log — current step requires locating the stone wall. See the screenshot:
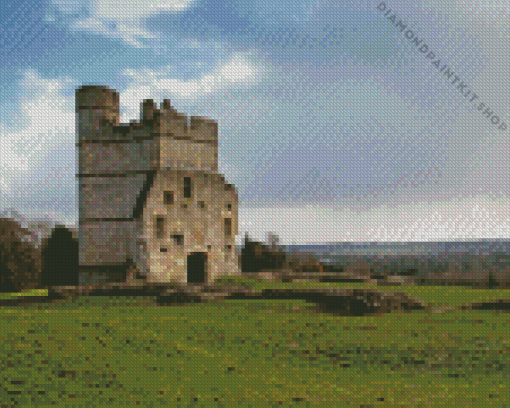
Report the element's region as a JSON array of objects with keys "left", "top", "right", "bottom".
[
  {"left": 142, "top": 170, "right": 240, "bottom": 283},
  {"left": 76, "top": 85, "right": 239, "bottom": 283}
]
